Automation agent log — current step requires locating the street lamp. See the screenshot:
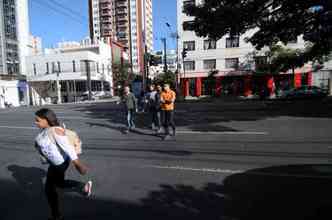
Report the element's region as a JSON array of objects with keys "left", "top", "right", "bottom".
[{"left": 165, "top": 22, "right": 180, "bottom": 89}]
